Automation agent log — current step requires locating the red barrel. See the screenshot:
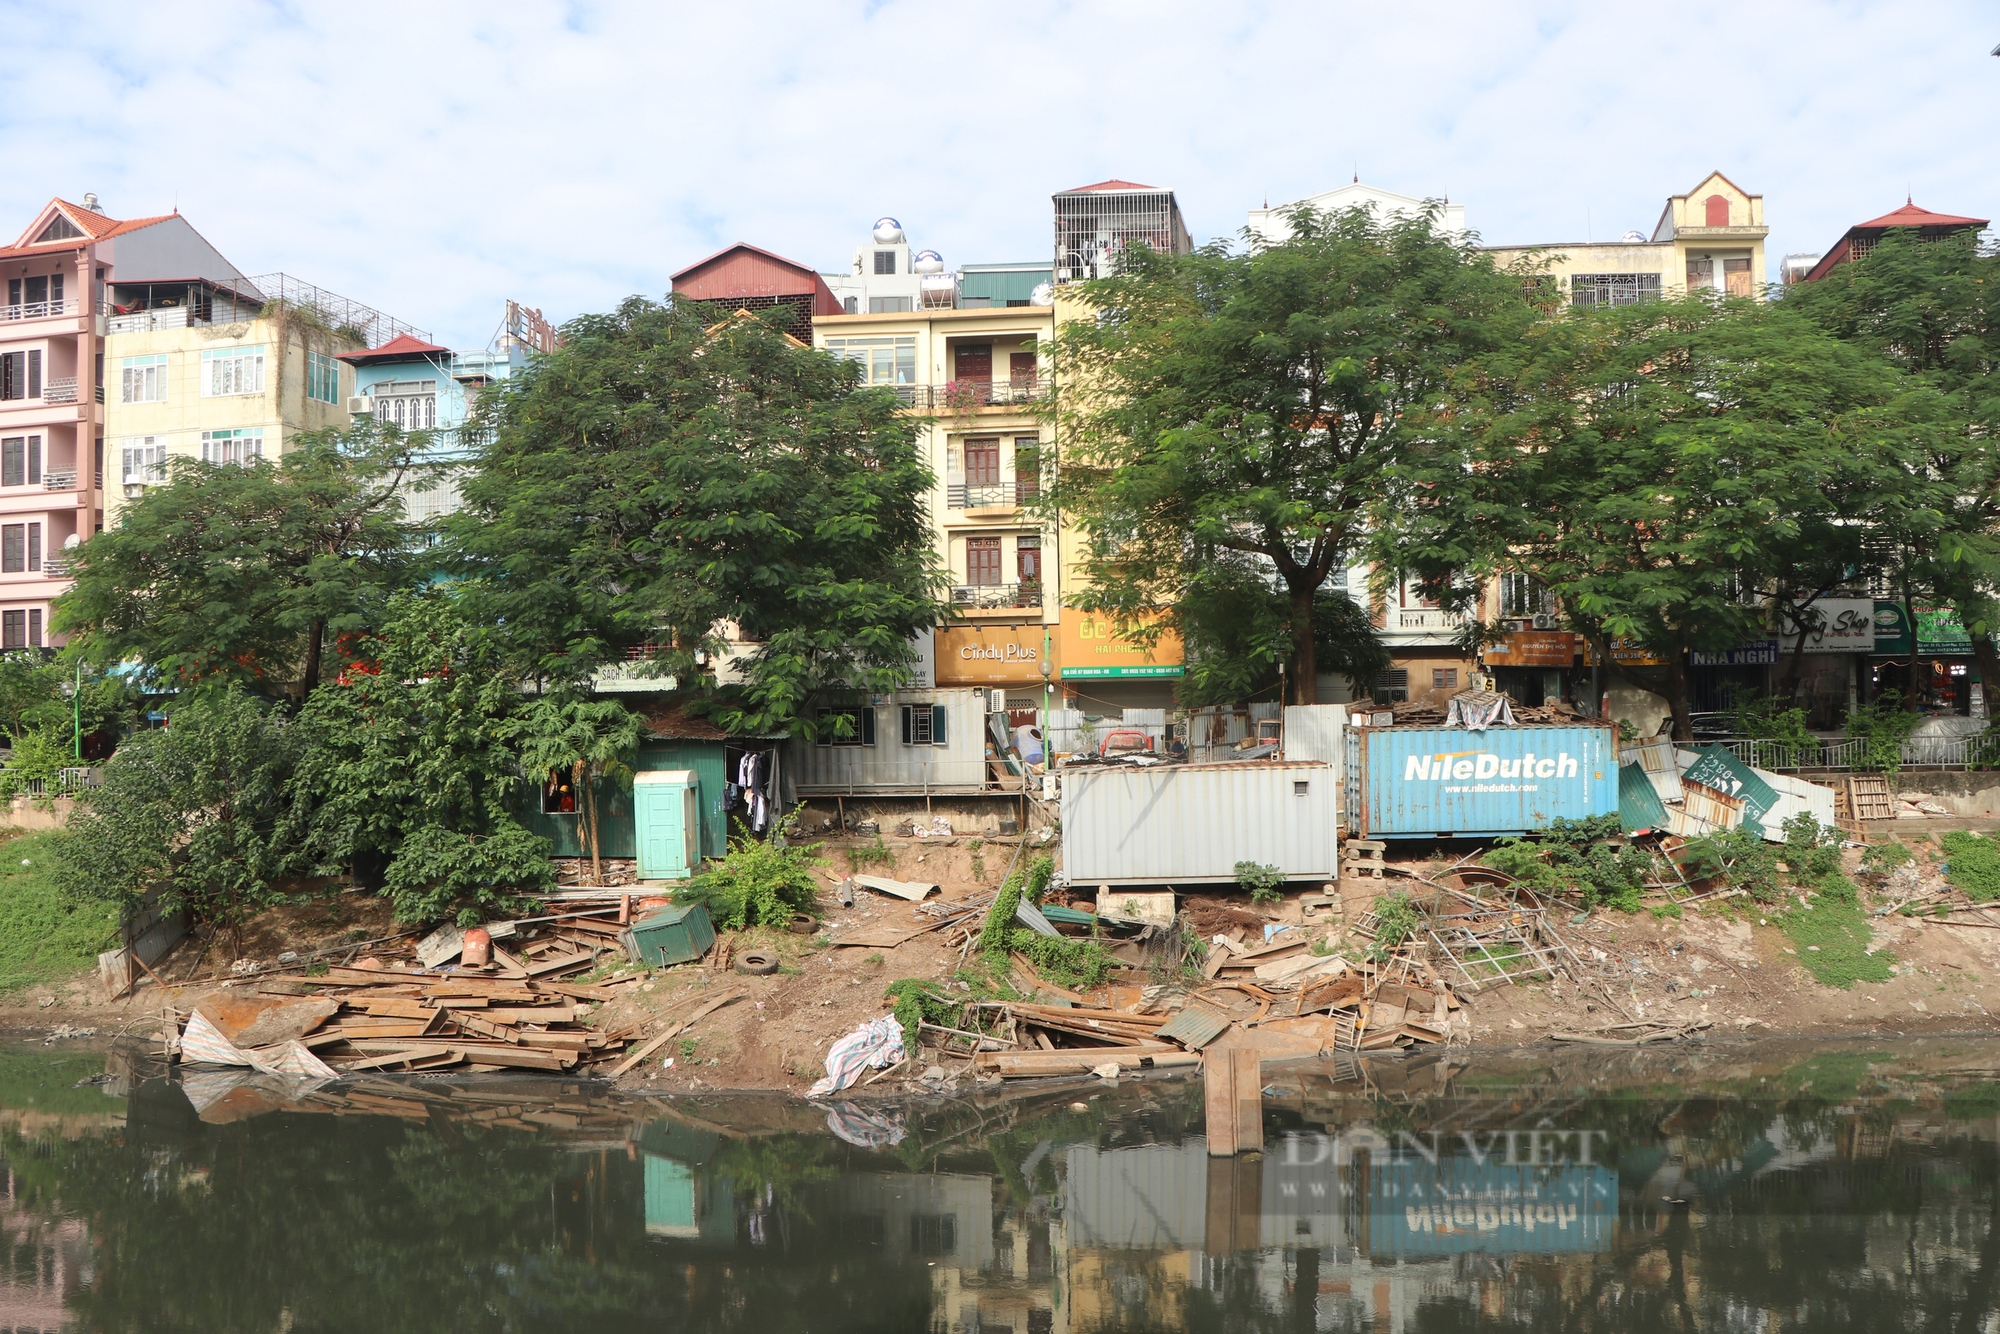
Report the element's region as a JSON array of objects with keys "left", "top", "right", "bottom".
[{"left": 462, "top": 928, "right": 492, "bottom": 968}]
